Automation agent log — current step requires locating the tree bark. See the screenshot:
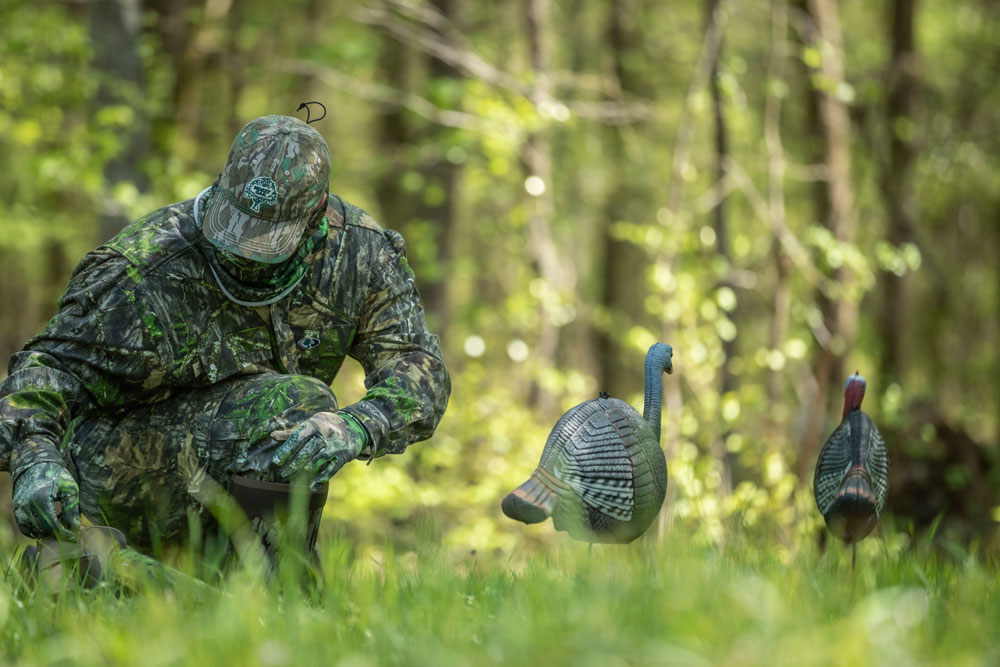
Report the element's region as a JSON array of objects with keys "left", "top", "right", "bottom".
[
  {"left": 89, "top": 0, "right": 149, "bottom": 243},
  {"left": 375, "top": 23, "right": 419, "bottom": 246},
  {"left": 225, "top": 0, "right": 250, "bottom": 139},
  {"left": 597, "top": 0, "right": 651, "bottom": 399},
  {"left": 798, "top": 0, "right": 860, "bottom": 481},
  {"left": 765, "top": 0, "right": 791, "bottom": 423},
  {"left": 707, "top": 0, "right": 735, "bottom": 494},
  {"left": 144, "top": 0, "right": 198, "bottom": 160},
  {"left": 373, "top": 0, "right": 460, "bottom": 334},
  {"left": 878, "top": 0, "right": 918, "bottom": 385},
  {"left": 523, "top": 0, "right": 567, "bottom": 413},
  {"left": 420, "top": 0, "right": 461, "bottom": 332}
]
